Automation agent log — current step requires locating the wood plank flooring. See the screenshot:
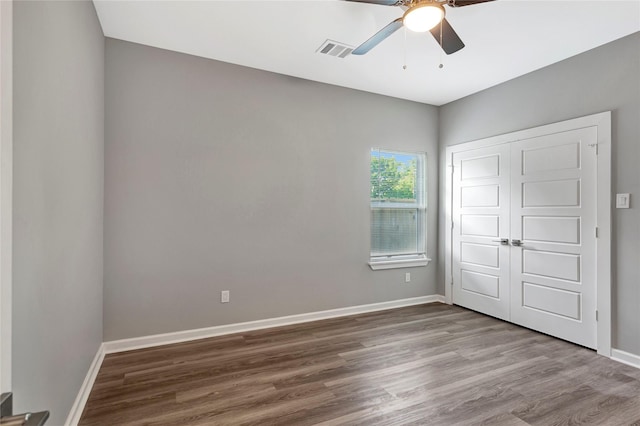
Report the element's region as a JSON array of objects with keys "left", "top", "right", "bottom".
[{"left": 79, "top": 303, "right": 640, "bottom": 425}]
